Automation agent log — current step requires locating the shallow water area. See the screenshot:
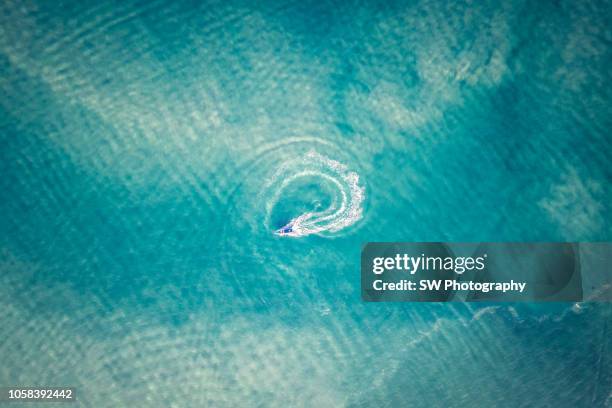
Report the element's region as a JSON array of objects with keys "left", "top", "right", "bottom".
[{"left": 0, "top": 0, "right": 611, "bottom": 406}]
